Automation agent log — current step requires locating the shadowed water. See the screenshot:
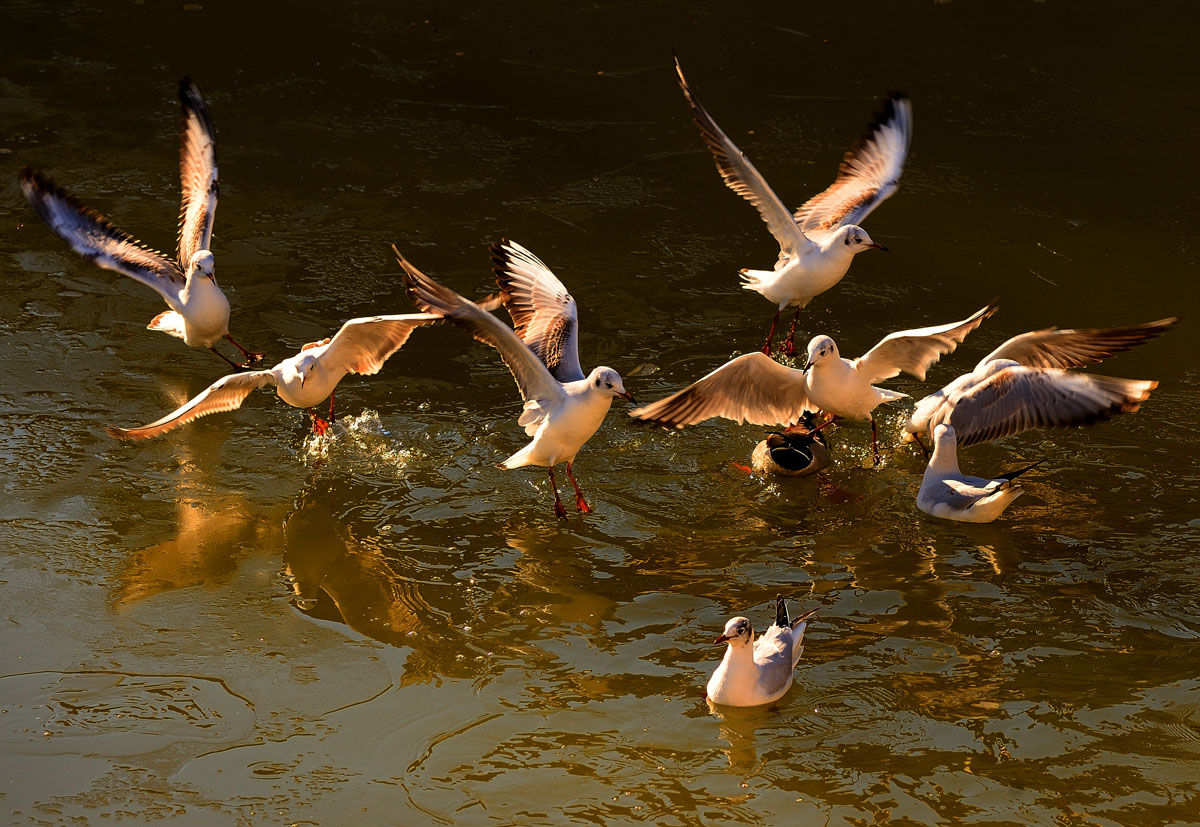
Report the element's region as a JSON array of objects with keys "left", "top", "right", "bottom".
[{"left": 2, "top": 1, "right": 1199, "bottom": 823}]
